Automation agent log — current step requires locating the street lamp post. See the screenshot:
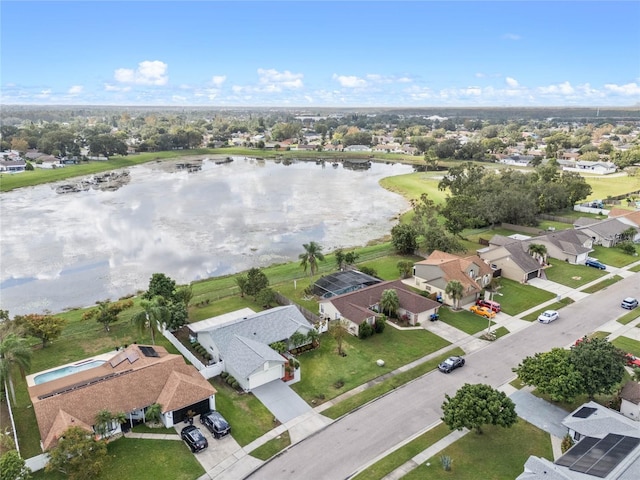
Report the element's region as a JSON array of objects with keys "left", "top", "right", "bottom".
[{"left": 487, "top": 291, "right": 503, "bottom": 338}]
